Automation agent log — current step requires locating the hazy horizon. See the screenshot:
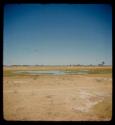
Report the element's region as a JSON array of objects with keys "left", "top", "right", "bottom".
[
  {"left": 4, "top": 4, "right": 112, "bottom": 65},
  {"left": 3, "top": 64, "right": 112, "bottom": 66}
]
